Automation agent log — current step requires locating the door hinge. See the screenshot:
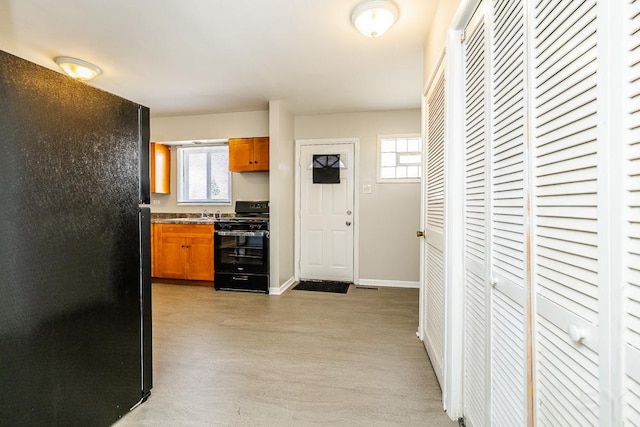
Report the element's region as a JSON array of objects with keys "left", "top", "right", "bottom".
[{"left": 460, "top": 31, "right": 466, "bottom": 43}]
